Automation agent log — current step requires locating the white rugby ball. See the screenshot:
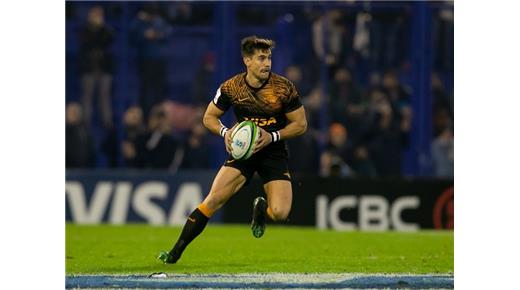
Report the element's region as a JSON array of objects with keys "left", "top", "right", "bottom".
[{"left": 230, "top": 120, "right": 259, "bottom": 160}]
